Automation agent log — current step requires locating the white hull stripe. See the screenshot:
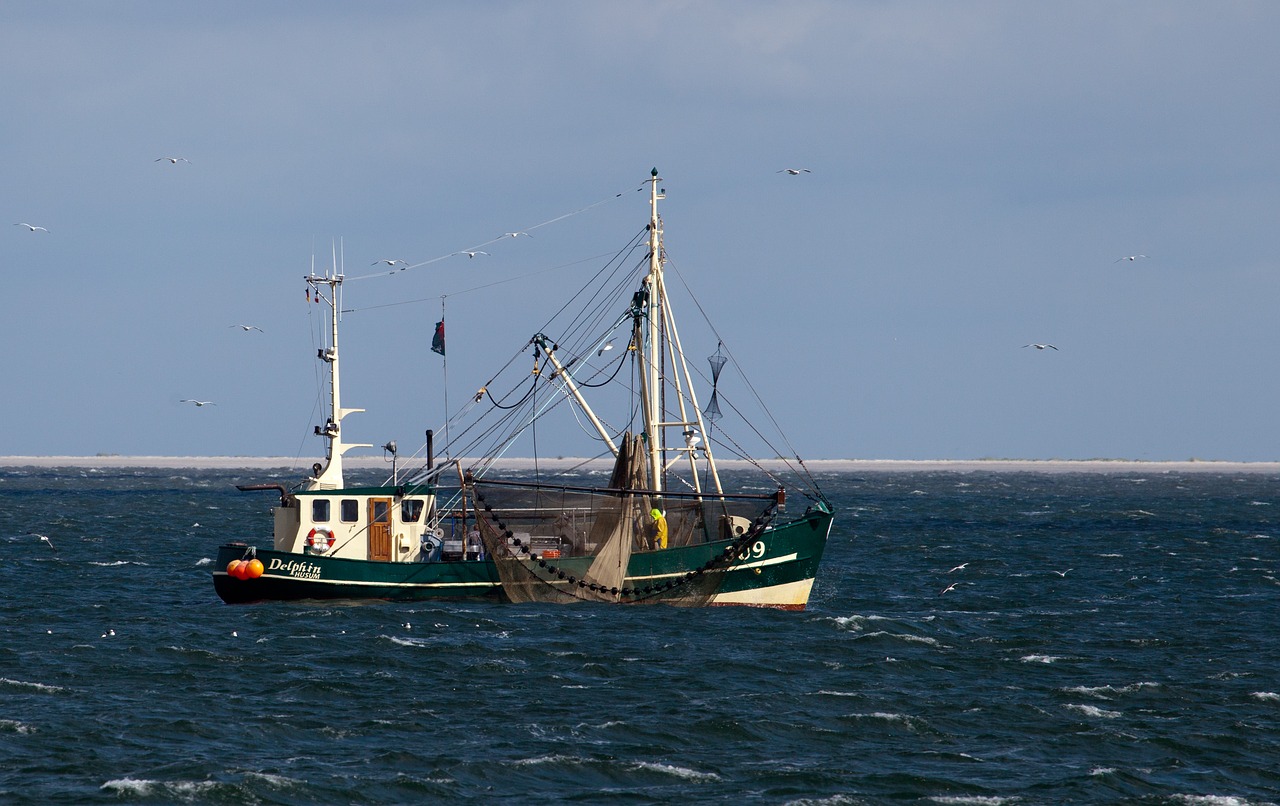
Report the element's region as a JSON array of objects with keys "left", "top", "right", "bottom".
[
  {"left": 627, "top": 553, "right": 799, "bottom": 582},
  {"left": 218, "top": 550, "right": 806, "bottom": 591}
]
